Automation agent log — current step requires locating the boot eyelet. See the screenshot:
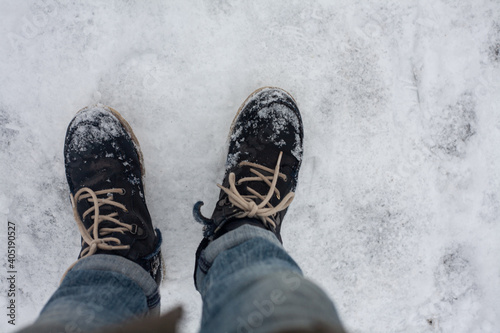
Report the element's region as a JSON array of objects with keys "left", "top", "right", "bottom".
[
  {"left": 120, "top": 189, "right": 126, "bottom": 195},
  {"left": 130, "top": 224, "right": 138, "bottom": 234}
]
